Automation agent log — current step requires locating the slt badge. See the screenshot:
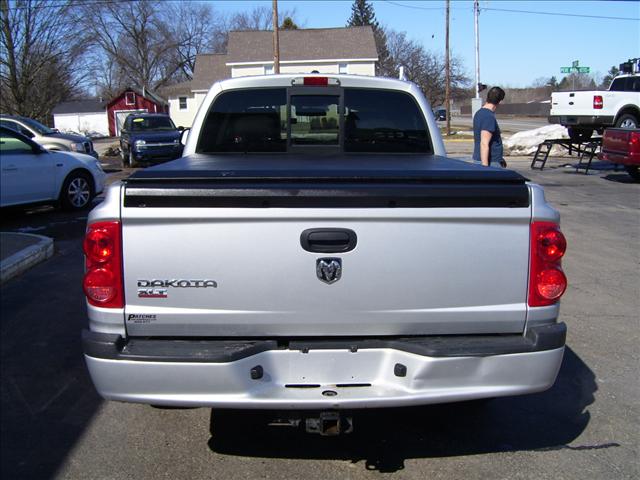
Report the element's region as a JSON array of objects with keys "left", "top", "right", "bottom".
[{"left": 316, "top": 258, "right": 342, "bottom": 284}]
